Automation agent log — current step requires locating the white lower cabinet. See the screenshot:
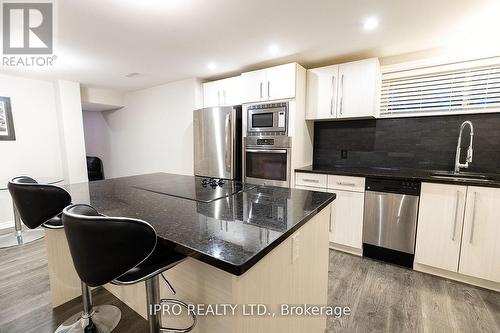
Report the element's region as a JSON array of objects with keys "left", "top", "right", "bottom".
[
  {"left": 459, "top": 186, "right": 500, "bottom": 283},
  {"left": 328, "top": 189, "right": 364, "bottom": 250},
  {"left": 415, "top": 183, "right": 467, "bottom": 271},
  {"left": 415, "top": 183, "right": 500, "bottom": 284},
  {"left": 295, "top": 172, "right": 364, "bottom": 255}
]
